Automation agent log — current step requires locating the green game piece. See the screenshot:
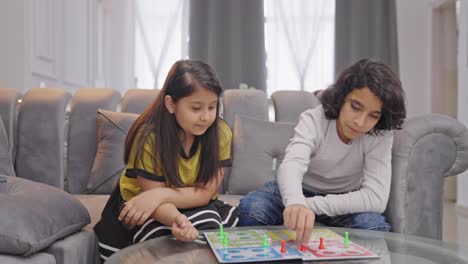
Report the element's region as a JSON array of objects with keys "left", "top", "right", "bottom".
[
  {"left": 223, "top": 234, "right": 229, "bottom": 247},
  {"left": 344, "top": 231, "right": 350, "bottom": 247},
  {"left": 262, "top": 234, "right": 269, "bottom": 248},
  {"left": 219, "top": 225, "right": 224, "bottom": 237}
]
